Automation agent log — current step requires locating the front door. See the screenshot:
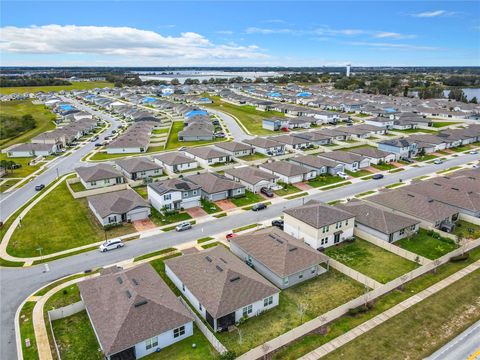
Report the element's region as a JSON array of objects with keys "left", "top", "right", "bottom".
[
  {"left": 334, "top": 233, "right": 340, "bottom": 244},
  {"left": 121, "top": 213, "right": 127, "bottom": 222}
]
